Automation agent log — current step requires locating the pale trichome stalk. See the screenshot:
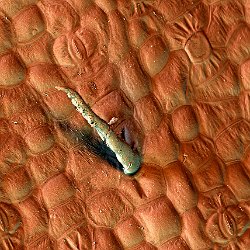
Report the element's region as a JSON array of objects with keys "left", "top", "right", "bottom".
[{"left": 56, "top": 87, "right": 141, "bottom": 175}]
